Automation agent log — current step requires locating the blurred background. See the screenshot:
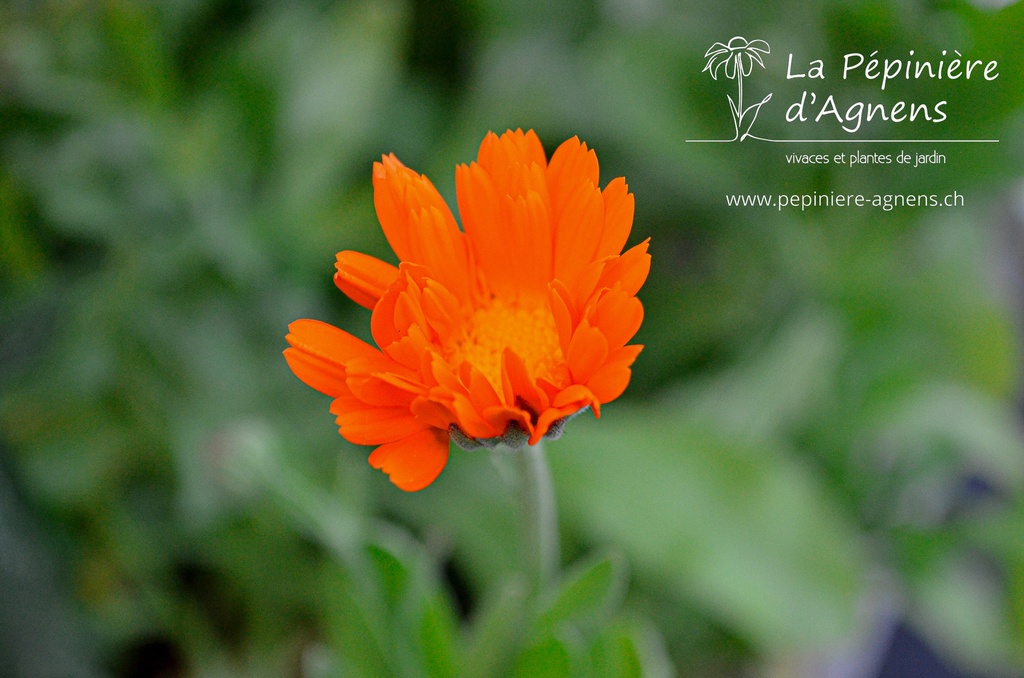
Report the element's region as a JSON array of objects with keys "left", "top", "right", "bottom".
[{"left": 2, "top": 0, "right": 1024, "bottom": 676}]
